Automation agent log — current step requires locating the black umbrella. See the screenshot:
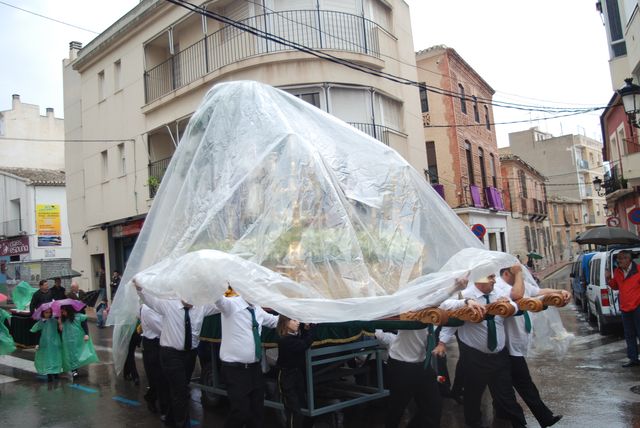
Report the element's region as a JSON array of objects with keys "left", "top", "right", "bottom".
[
  {"left": 81, "top": 290, "right": 101, "bottom": 307},
  {"left": 574, "top": 226, "right": 640, "bottom": 246},
  {"left": 44, "top": 268, "right": 82, "bottom": 280}
]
